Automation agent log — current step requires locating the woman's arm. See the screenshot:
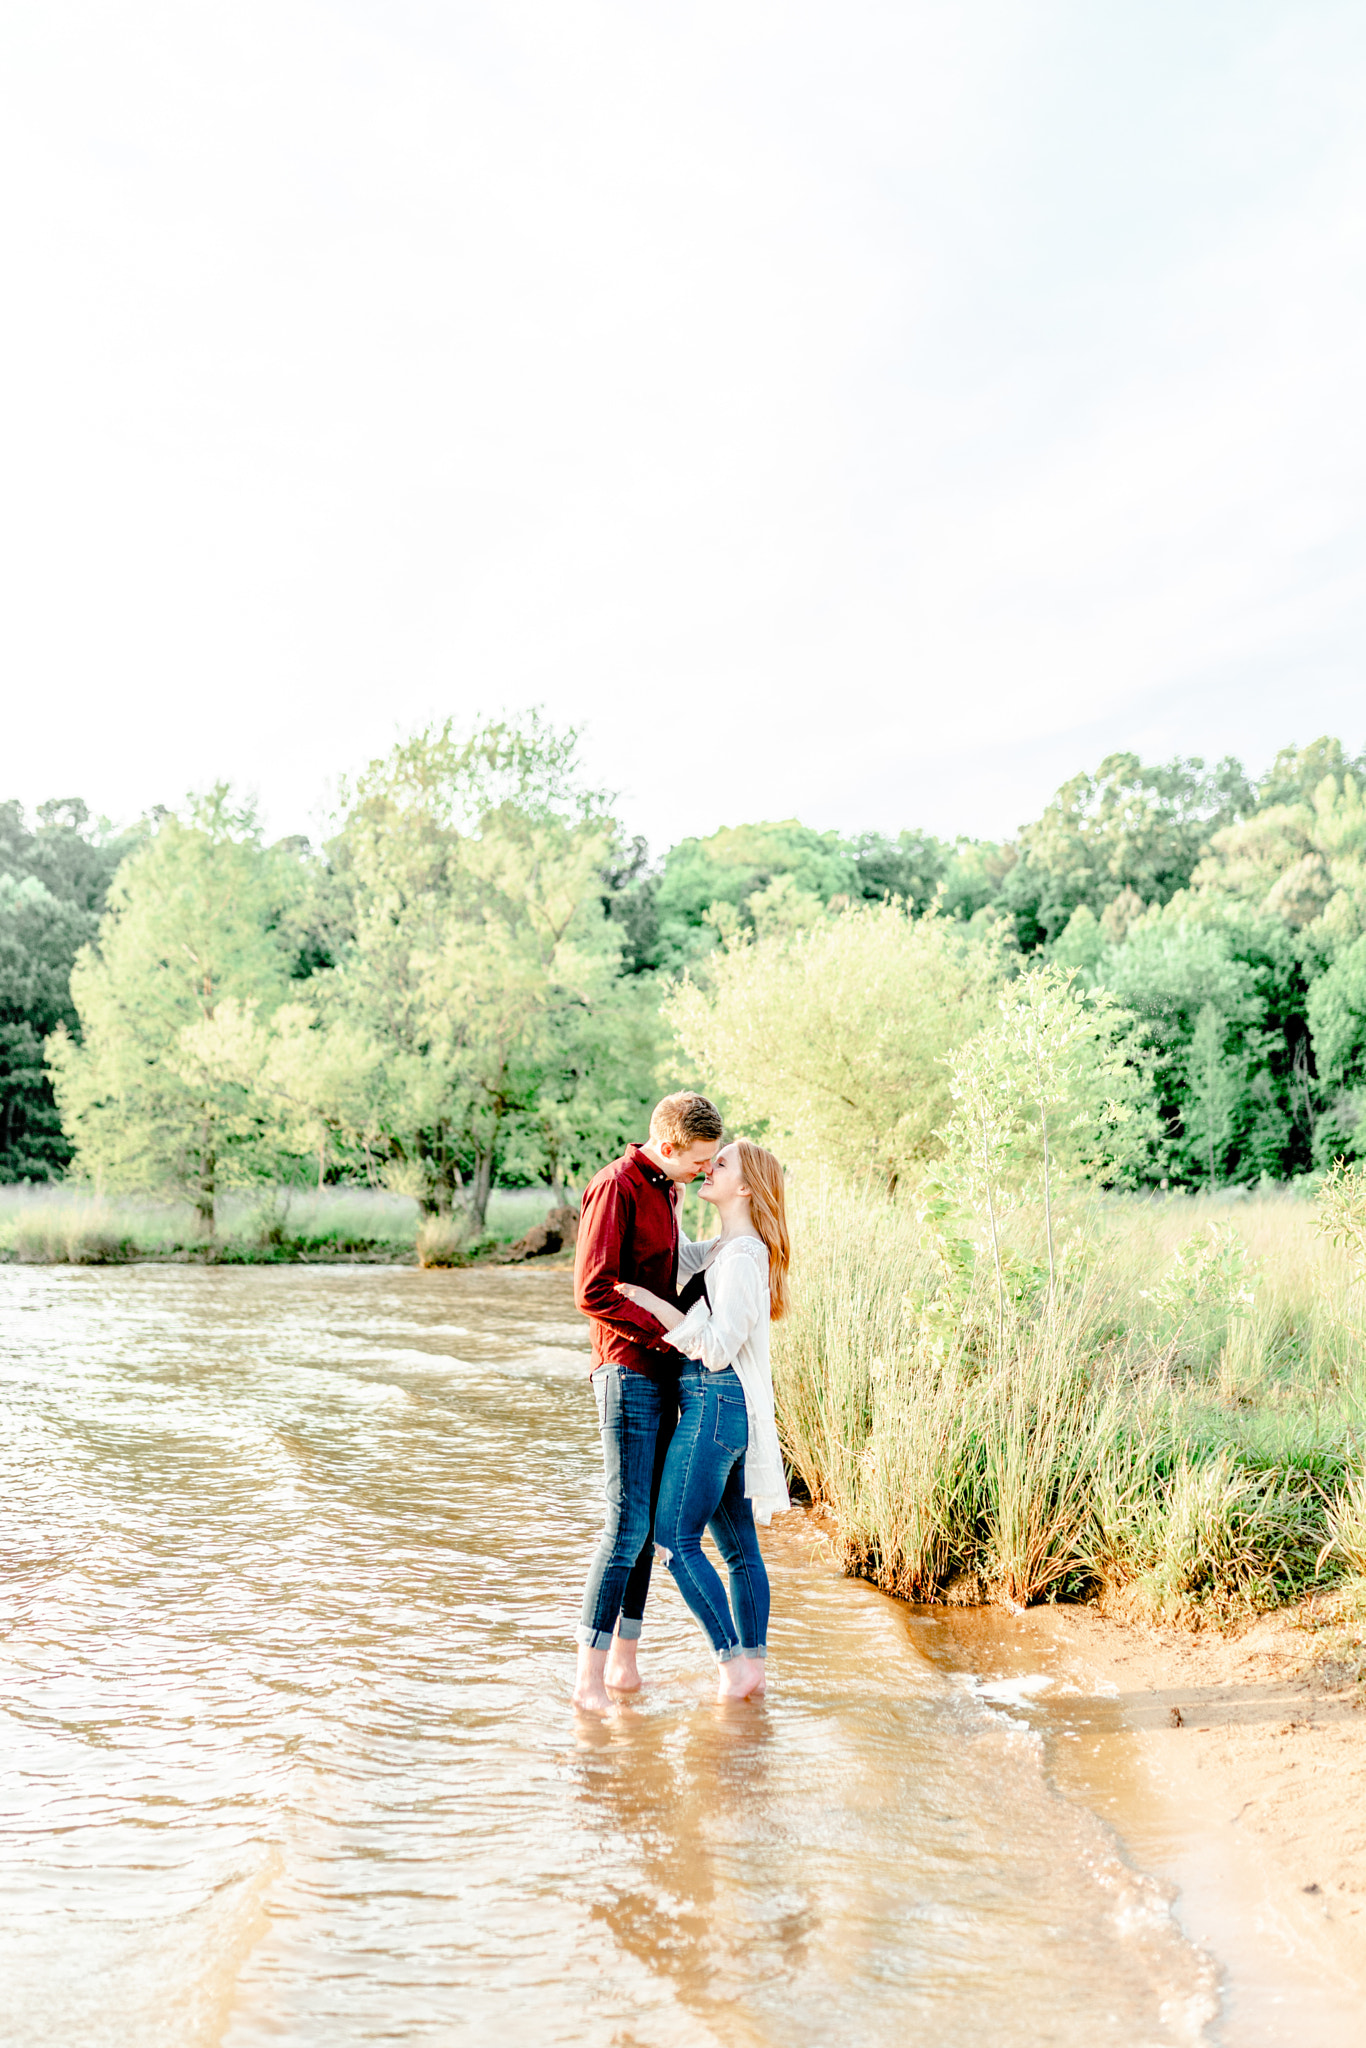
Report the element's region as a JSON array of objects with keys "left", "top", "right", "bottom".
[
  {"left": 614, "top": 1280, "right": 684, "bottom": 1332},
  {"left": 662, "top": 1249, "right": 766, "bottom": 1372}
]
